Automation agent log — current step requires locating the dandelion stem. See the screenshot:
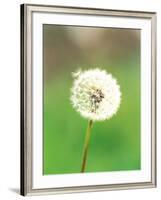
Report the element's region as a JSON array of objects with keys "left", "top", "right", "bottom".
[{"left": 81, "top": 120, "right": 93, "bottom": 173}]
